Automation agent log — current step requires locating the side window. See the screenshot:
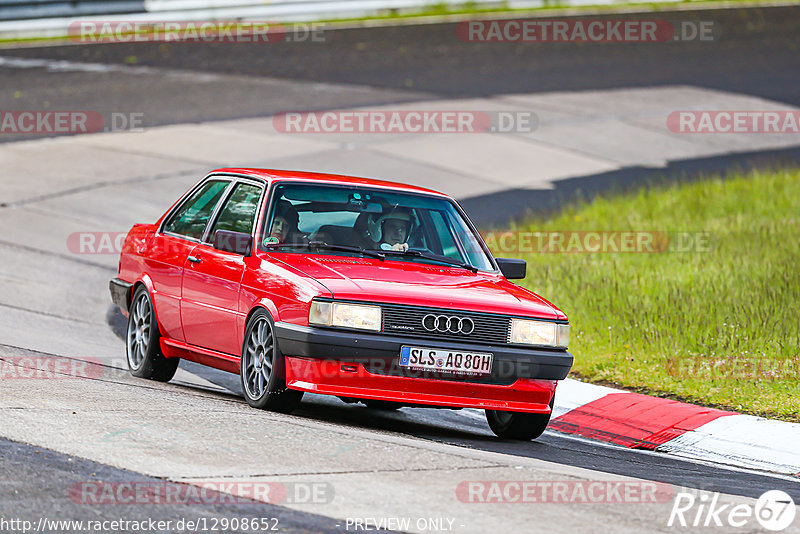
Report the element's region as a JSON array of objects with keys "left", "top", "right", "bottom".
[
  {"left": 163, "top": 180, "right": 229, "bottom": 240},
  {"left": 209, "top": 183, "right": 263, "bottom": 238},
  {"left": 429, "top": 210, "right": 461, "bottom": 260},
  {"left": 447, "top": 210, "right": 494, "bottom": 271}
]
